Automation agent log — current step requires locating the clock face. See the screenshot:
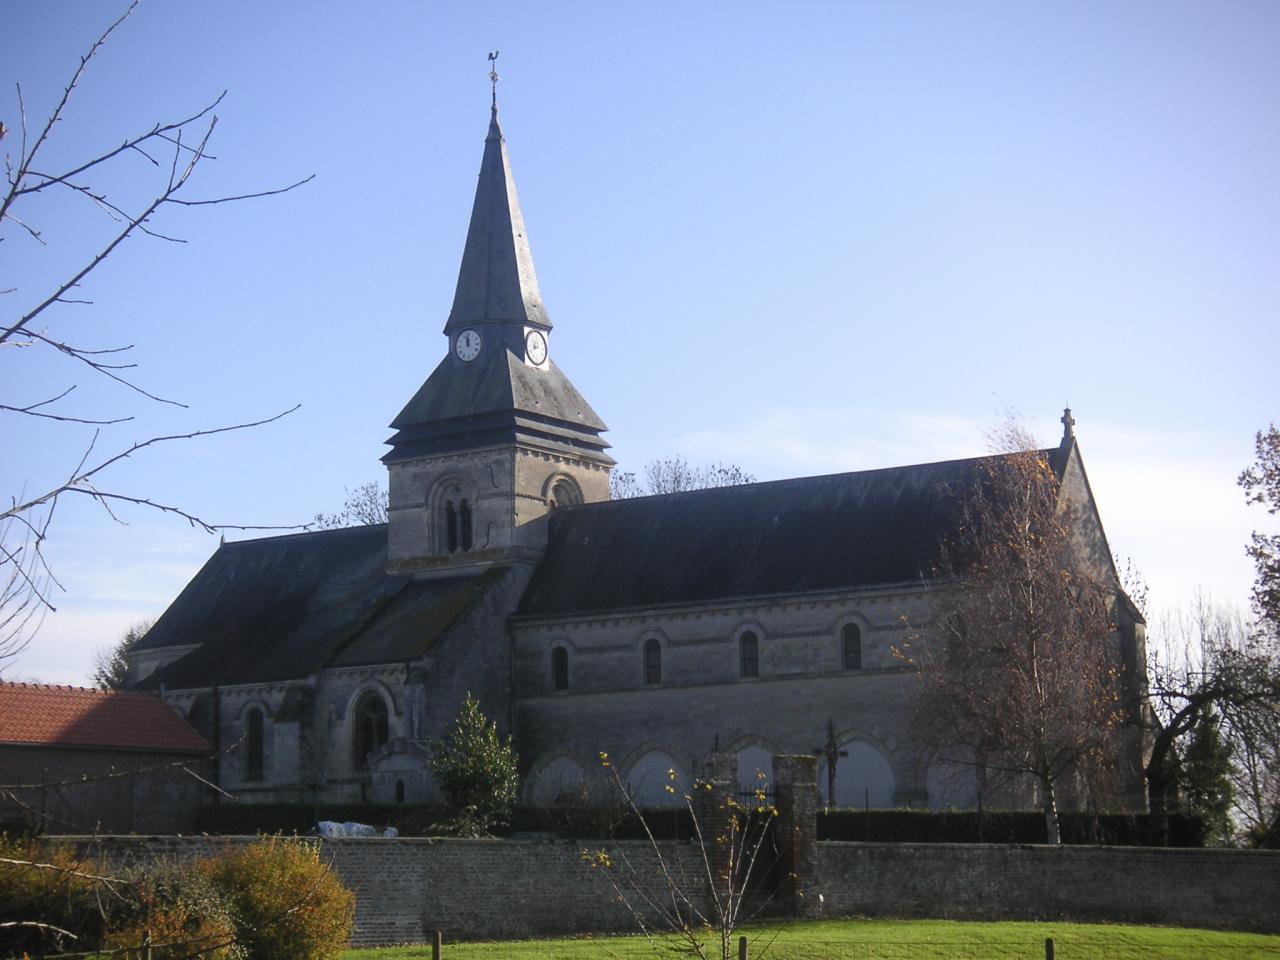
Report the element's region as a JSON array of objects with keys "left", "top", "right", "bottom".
[
  {"left": 525, "top": 330, "right": 548, "bottom": 365},
  {"left": 455, "top": 329, "right": 482, "bottom": 362}
]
